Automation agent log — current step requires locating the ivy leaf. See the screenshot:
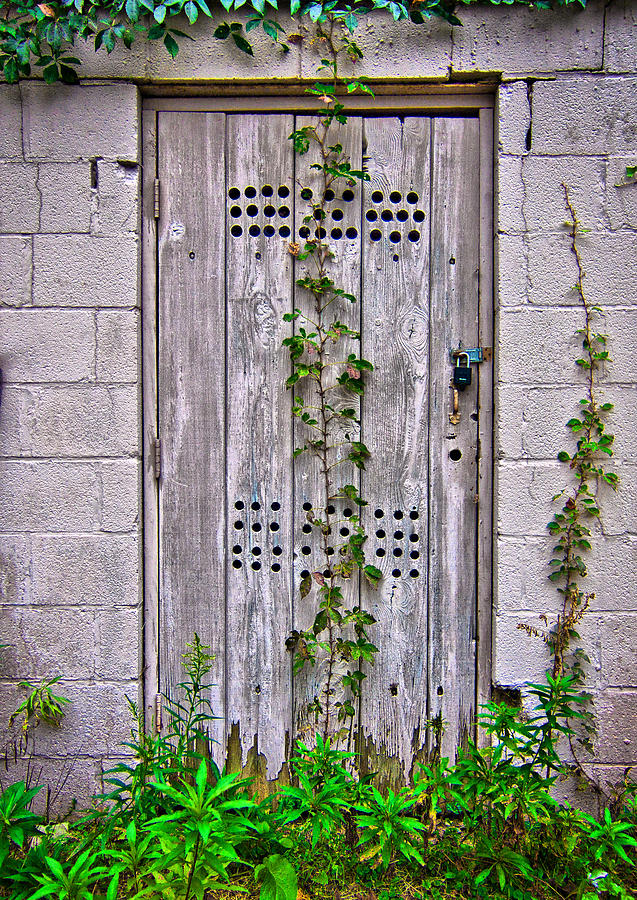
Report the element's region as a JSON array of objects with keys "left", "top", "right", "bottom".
[
  {"left": 232, "top": 31, "right": 254, "bottom": 55},
  {"left": 163, "top": 33, "right": 179, "bottom": 57},
  {"left": 213, "top": 22, "right": 231, "bottom": 38},
  {"left": 184, "top": 1, "right": 198, "bottom": 23},
  {"left": 364, "top": 565, "right": 382, "bottom": 588},
  {"left": 290, "top": 0, "right": 300, "bottom": 12},
  {"left": 309, "top": 3, "right": 323, "bottom": 21},
  {"left": 125, "top": 0, "right": 141, "bottom": 19},
  {"left": 59, "top": 63, "right": 79, "bottom": 83},
  {"left": 42, "top": 62, "right": 59, "bottom": 82},
  {"left": 196, "top": 0, "right": 212, "bottom": 14},
  {"left": 153, "top": 4, "right": 167, "bottom": 22},
  {"left": 300, "top": 575, "right": 311, "bottom": 599}
]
